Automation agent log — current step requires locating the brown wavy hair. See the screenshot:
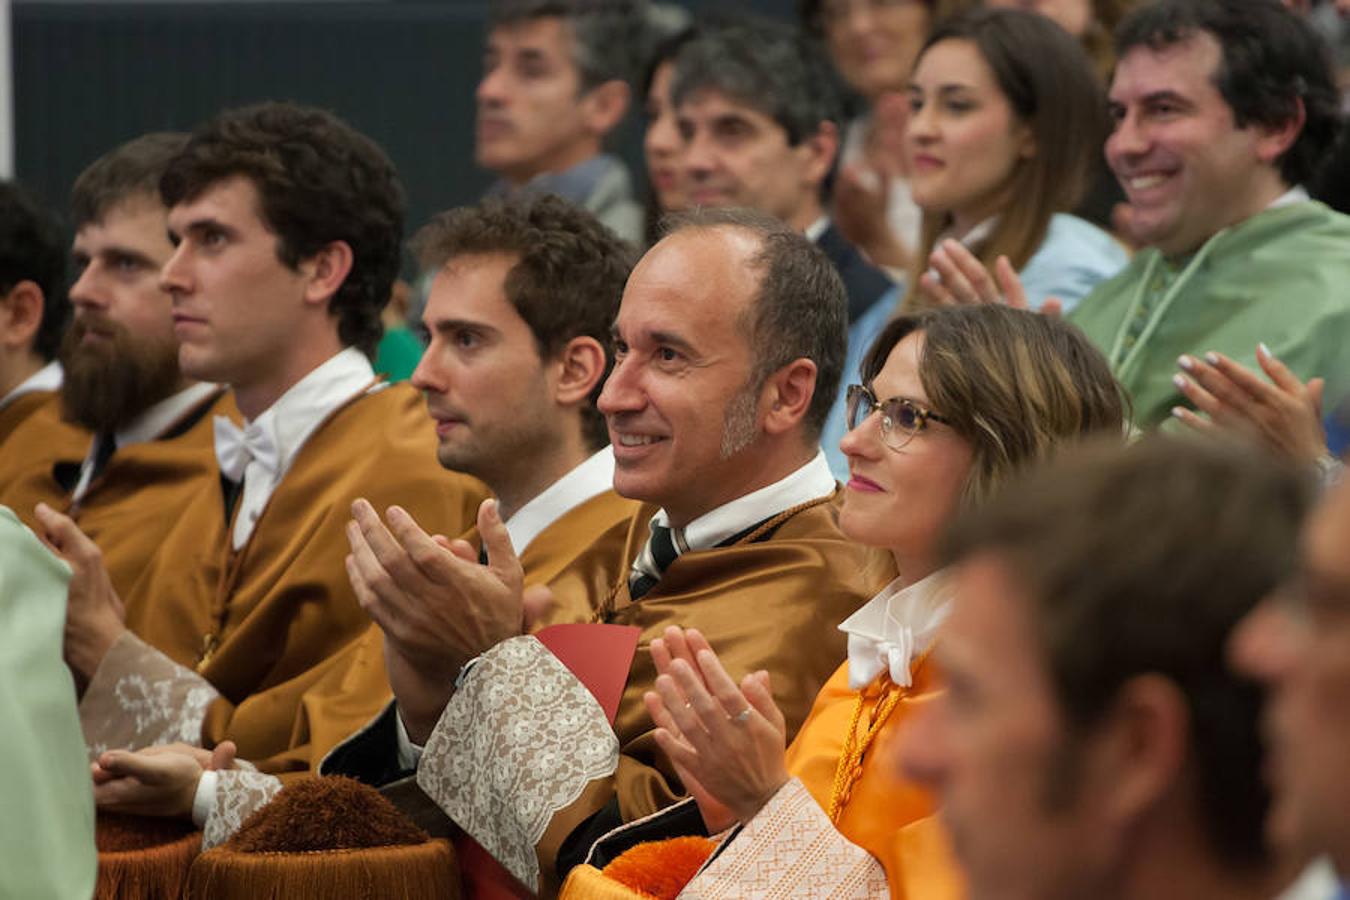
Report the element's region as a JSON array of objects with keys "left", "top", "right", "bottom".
[{"left": 859, "top": 304, "right": 1127, "bottom": 504}]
